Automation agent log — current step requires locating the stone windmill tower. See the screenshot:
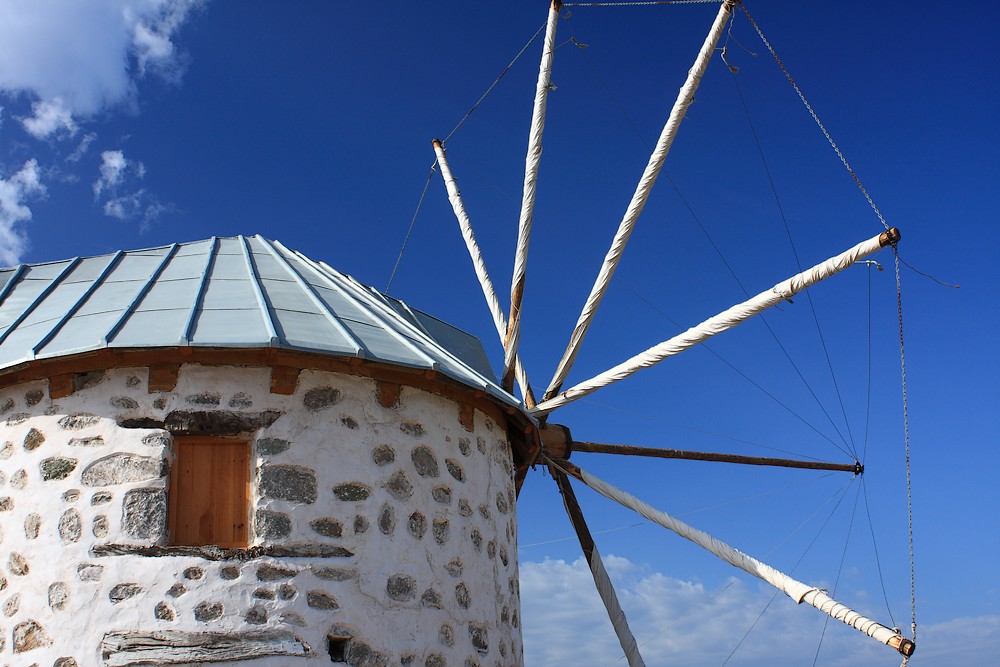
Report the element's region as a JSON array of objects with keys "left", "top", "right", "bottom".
[{"left": 0, "top": 235, "right": 537, "bottom": 666}]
